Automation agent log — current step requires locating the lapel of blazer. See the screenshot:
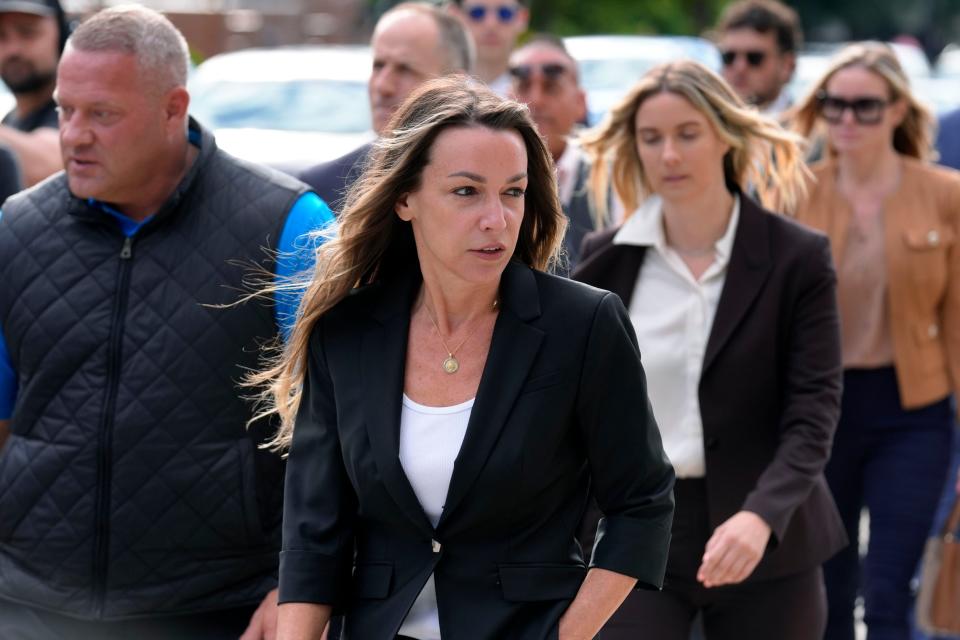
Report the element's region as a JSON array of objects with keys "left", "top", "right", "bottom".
[
  {"left": 362, "top": 270, "right": 435, "bottom": 537},
  {"left": 437, "top": 261, "right": 545, "bottom": 529},
  {"left": 702, "top": 195, "right": 773, "bottom": 375},
  {"left": 571, "top": 230, "right": 647, "bottom": 307}
]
